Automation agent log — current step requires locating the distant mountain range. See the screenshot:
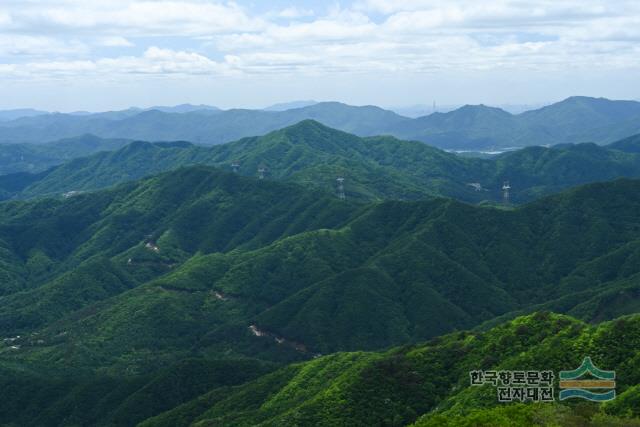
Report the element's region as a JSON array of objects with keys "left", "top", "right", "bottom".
[
  {"left": 263, "top": 100, "right": 318, "bottom": 111},
  {"left": 0, "top": 108, "right": 49, "bottom": 122},
  {"left": 1, "top": 97, "right": 639, "bottom": 150},
  {"left": 2, "top": 121, "right": 640, "bottom": 204},
  {"left": 390, "top": 103, "right": 548, "bottom": 117}
]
